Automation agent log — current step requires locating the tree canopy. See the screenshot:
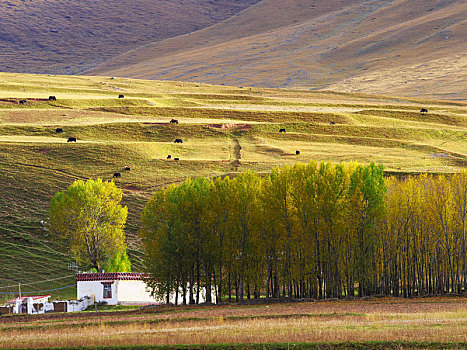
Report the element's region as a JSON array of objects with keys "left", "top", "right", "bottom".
[
  {"left": 49, "top": 178, "right": 129, "bottom": 271},
  {"left": 140, "top": 162, "right": 467, "bottom": 303},
  {"left": 140, "top": 161, "right": 385, "bottom": 303}
]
